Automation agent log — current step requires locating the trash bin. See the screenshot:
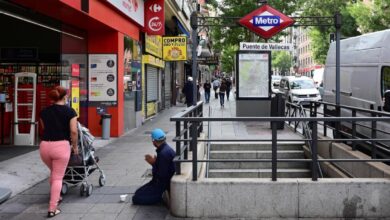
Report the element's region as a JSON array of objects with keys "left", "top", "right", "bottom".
[
  {"left": 270, "top": 93, "right": 285, "bottom": 129},
  {"left": 101, "top": 114, "right": 112, "bottom": 140}
]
